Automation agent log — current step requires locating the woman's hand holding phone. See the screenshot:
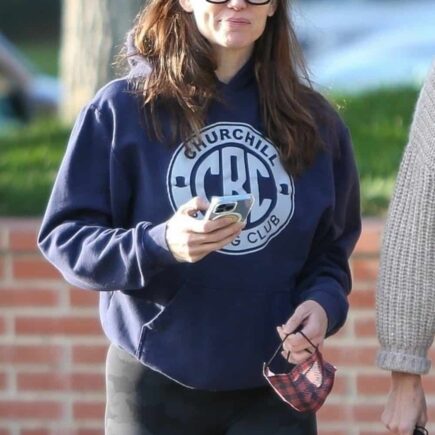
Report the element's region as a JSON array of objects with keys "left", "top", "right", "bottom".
[{"left": 166, "top": 196, "right": 245, "bottom": 263}]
